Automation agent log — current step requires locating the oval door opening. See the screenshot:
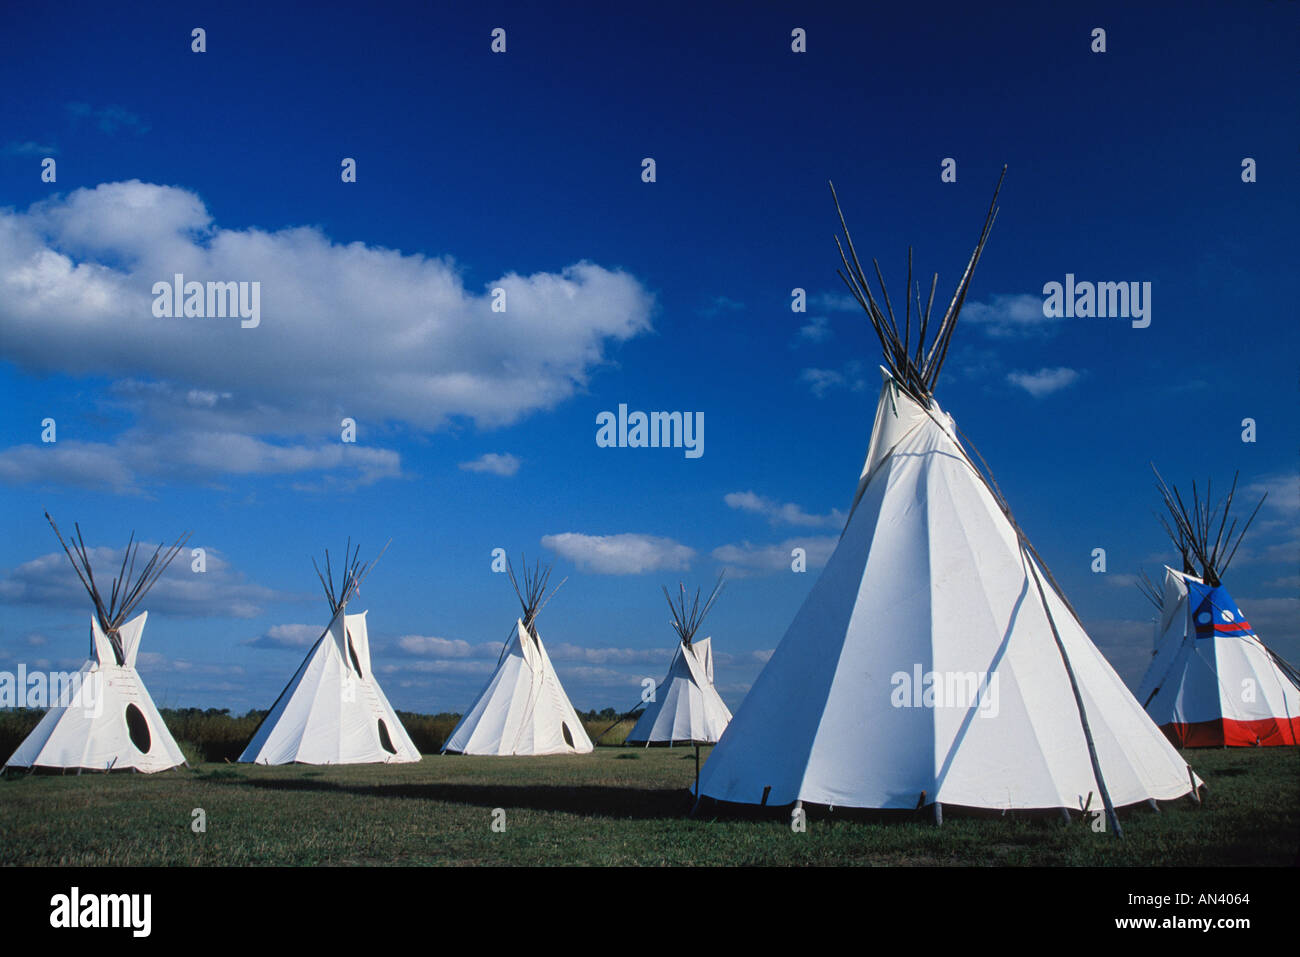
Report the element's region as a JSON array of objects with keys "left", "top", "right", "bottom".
[
  {"left": 378, "top": 719, "right": 397, "bottom": 754},
  {"left": 561, "top": 723, "right": 574, "bottom": 749},
  {"left": 125, "top": 703, "right": 152, "bottom": 753}
]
